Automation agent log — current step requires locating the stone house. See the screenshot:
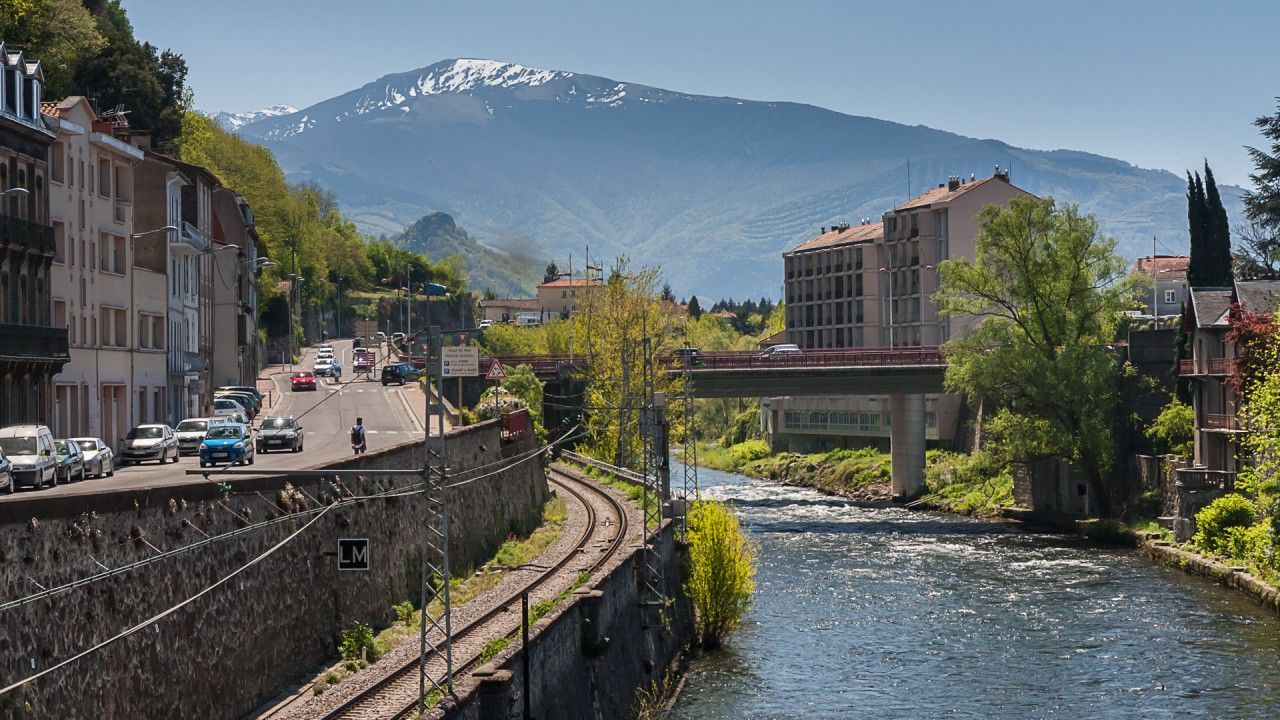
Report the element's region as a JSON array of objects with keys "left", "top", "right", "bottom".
[{"left": 1133, "top": 255, "right": 1190, "bottom": 318}]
